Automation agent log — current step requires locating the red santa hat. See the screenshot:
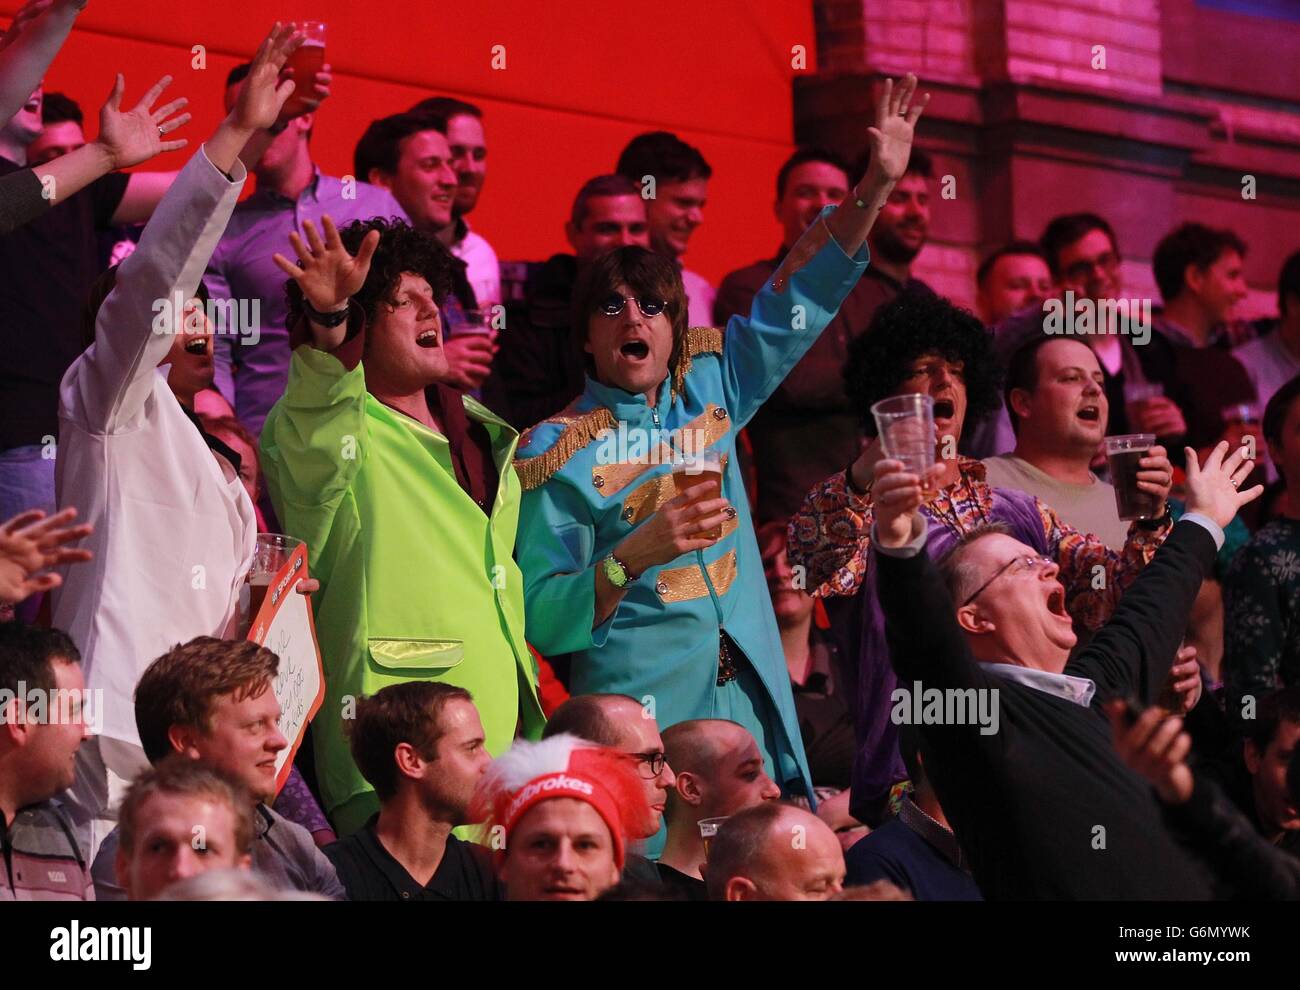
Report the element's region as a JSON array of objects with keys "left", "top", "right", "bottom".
[{"left": 471, "top": 734, "right": 655, "bottom": 869}]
